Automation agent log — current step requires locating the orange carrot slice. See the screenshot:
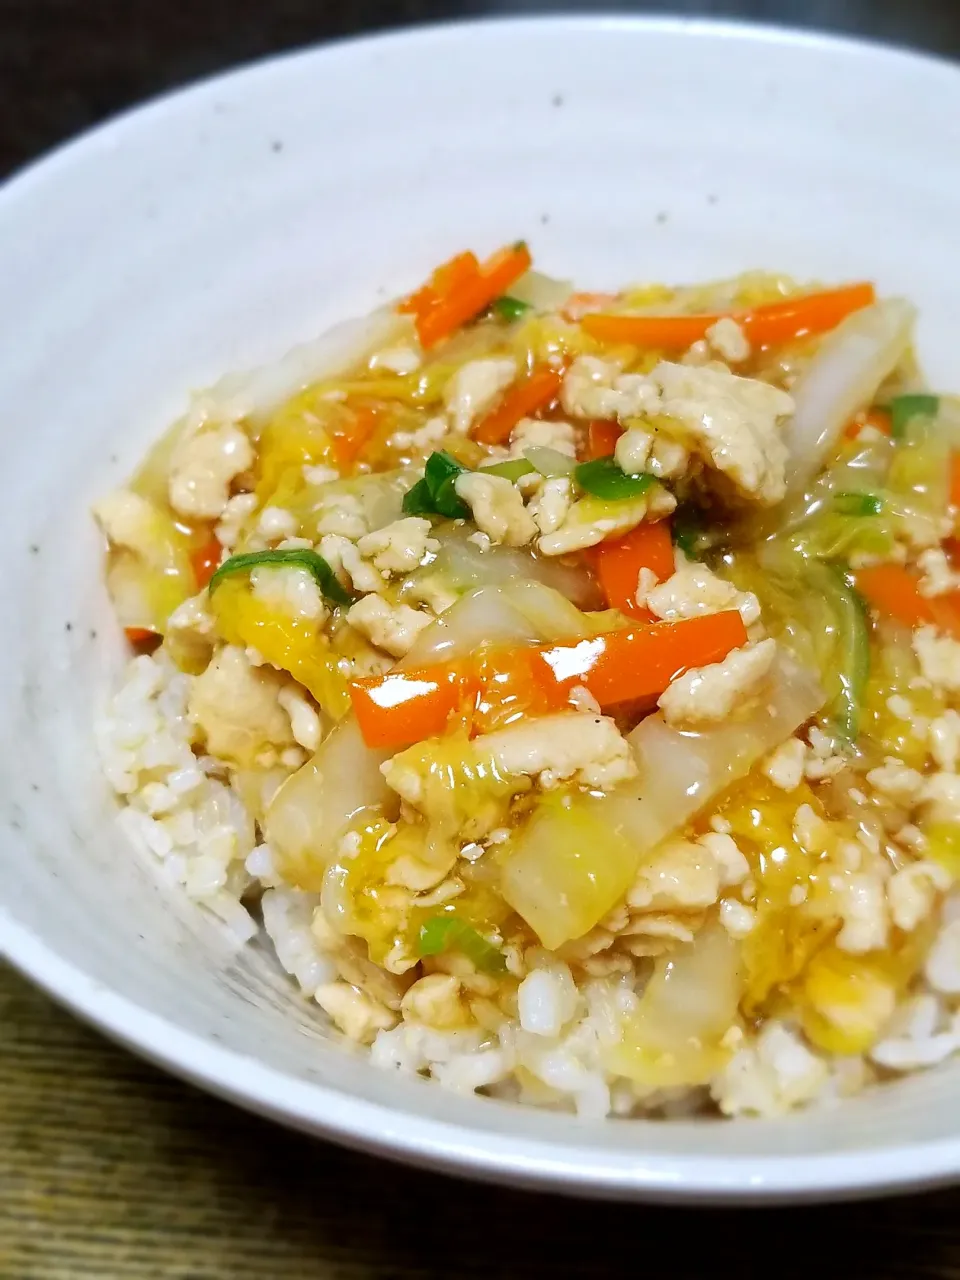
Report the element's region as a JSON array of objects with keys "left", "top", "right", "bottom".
[
  {"left": 592, "top": 521, "right": 675, "bottom": 621},
  {"left": 190, "top": 534, "right": 223, "bottom": 590},
  {"left": 410, "top": 243, "right": 533, "bottom": 349},
  {"left": 472, "top": 363, "right": 565, "bottom": 447},
  {"left": 583, "top": 419, "right": 623, "bottom": 461},
  {"left": 582, "top": 283, "right": 876, "bottom": 351}
]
